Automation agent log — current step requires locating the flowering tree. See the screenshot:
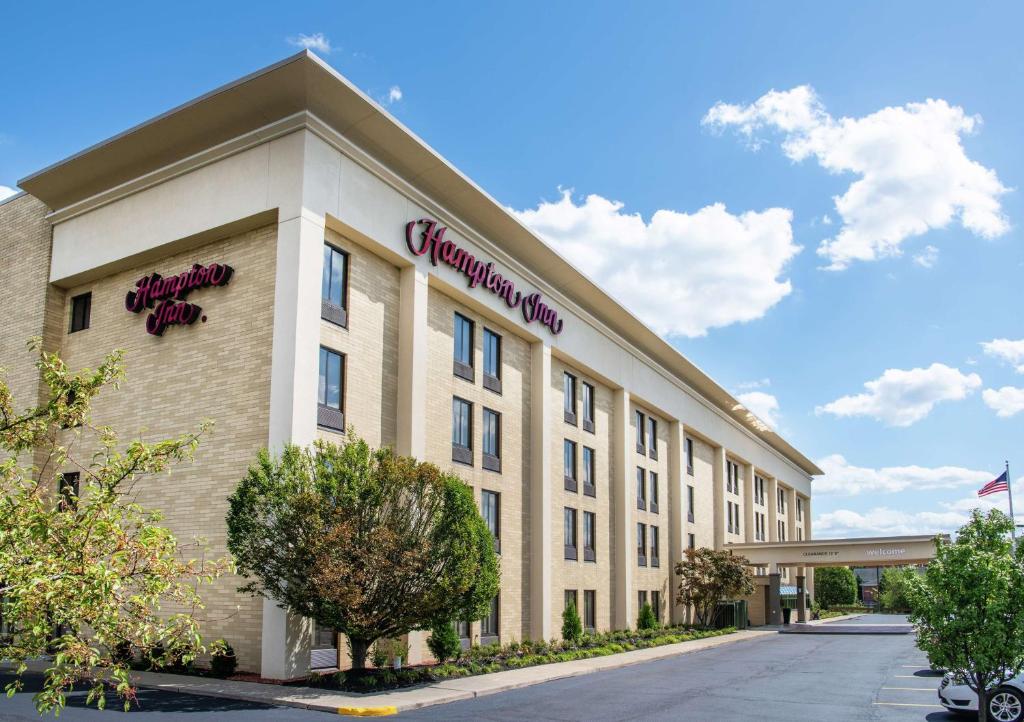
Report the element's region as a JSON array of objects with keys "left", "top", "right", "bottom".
[
  {"left": 675, "top": 547, "right": 753, "bottom": 628},
  {"left": 226, "top": 434, "right": 500, "bottom": 670},
  {"left": 909, "top": 510, "right": 1024, "bottom": 722},
  {"left": 0, "top": 341, "right": 228, "bottom": 714}
]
